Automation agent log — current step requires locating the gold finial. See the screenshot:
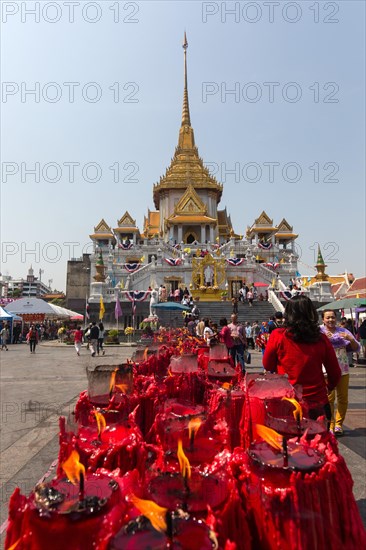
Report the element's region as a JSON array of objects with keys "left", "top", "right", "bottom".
[
  {"left": 315, "top": 244, "right": 328, "bottom": 281},
  {"left": 181, "top": 31, "right": 191, "bottom": 127}
]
